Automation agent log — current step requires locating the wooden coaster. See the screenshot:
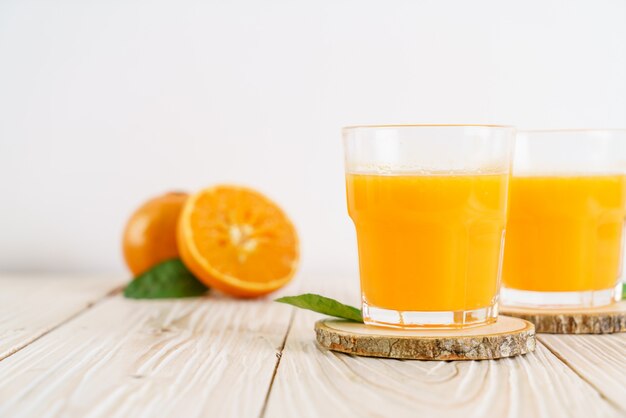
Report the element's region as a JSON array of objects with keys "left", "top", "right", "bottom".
[
  {"left": 501, "top": 300, "right": 626, "bottom": 334},
  {"left": 314, "top": 315, "right": 535, "bottom": 361}
]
